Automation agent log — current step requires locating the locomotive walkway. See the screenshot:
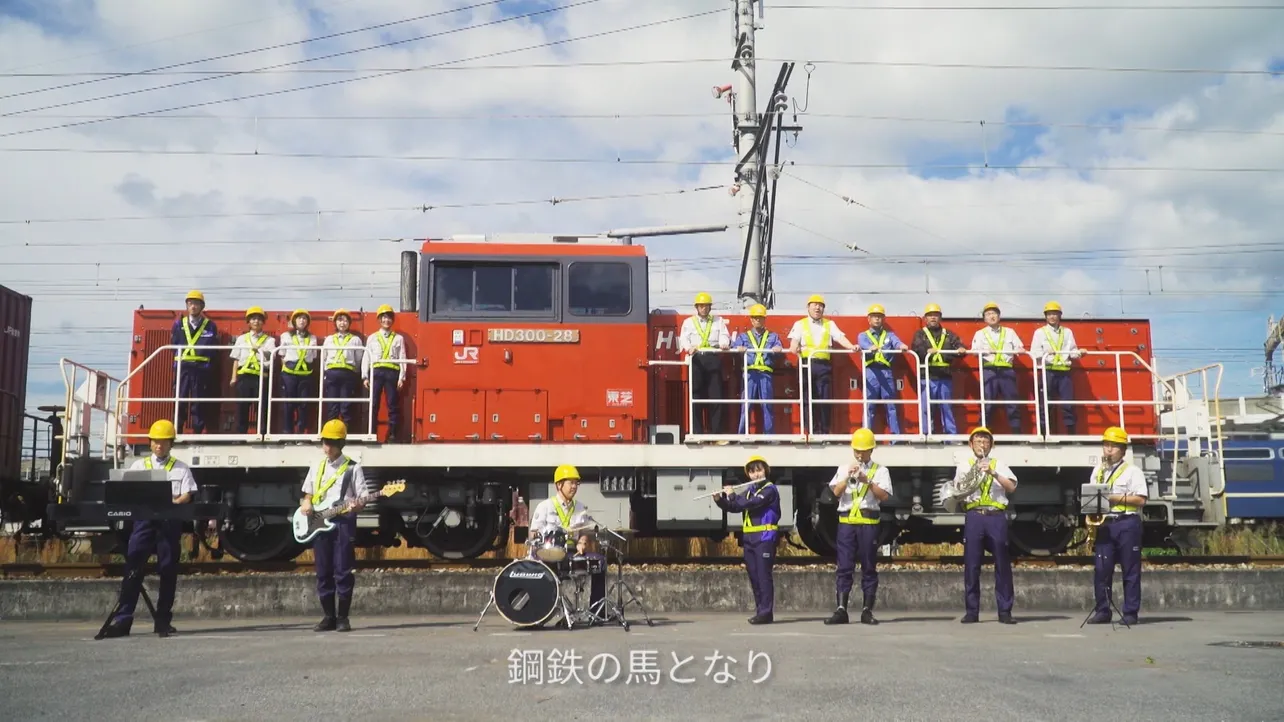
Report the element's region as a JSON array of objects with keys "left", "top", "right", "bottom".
[{"left": 2, "top": 612, "right": 1281, "bottom": 721}]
